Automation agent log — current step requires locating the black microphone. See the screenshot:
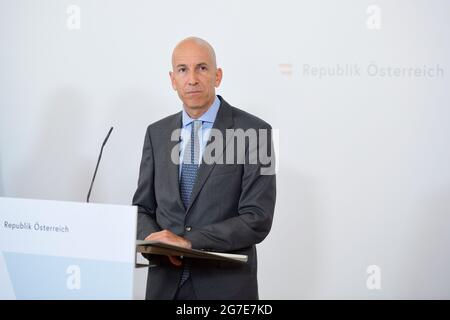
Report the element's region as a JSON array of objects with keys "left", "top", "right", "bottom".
[{"left": 86, "top": 126, "right": 113, "bottom": 203}]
